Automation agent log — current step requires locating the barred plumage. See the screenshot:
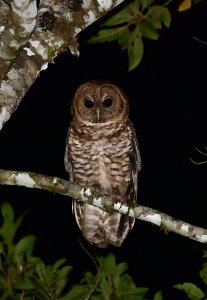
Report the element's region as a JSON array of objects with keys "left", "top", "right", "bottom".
[{"left": 65, "top": 81, "right": 141, "bottom": 248}]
